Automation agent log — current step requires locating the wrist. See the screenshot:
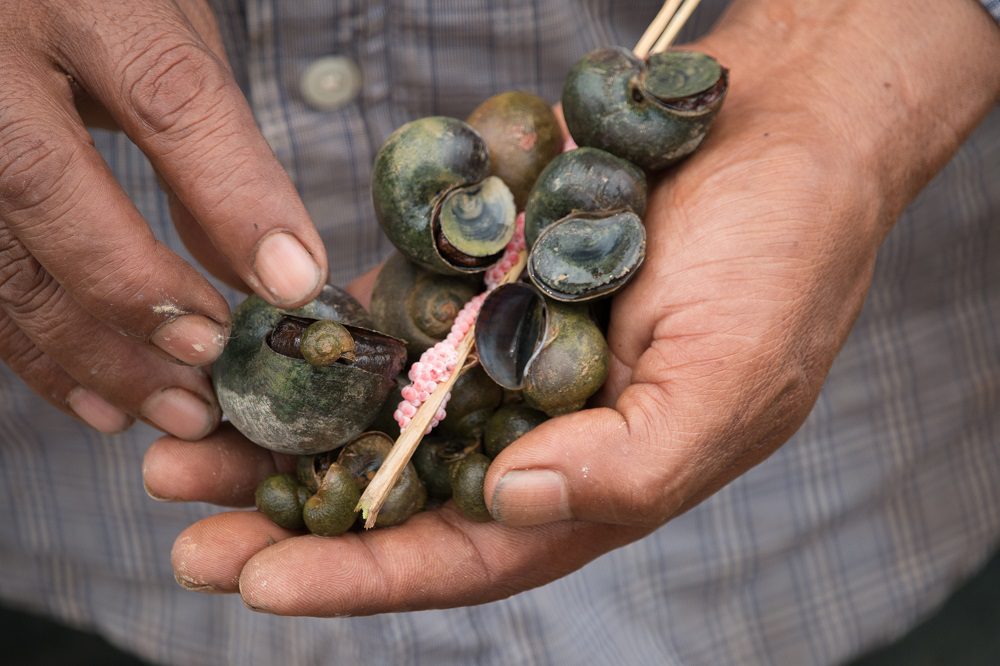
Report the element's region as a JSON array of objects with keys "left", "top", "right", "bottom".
[{"left": 694, "top": 0, "right": 1000, "bottom": 238}]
